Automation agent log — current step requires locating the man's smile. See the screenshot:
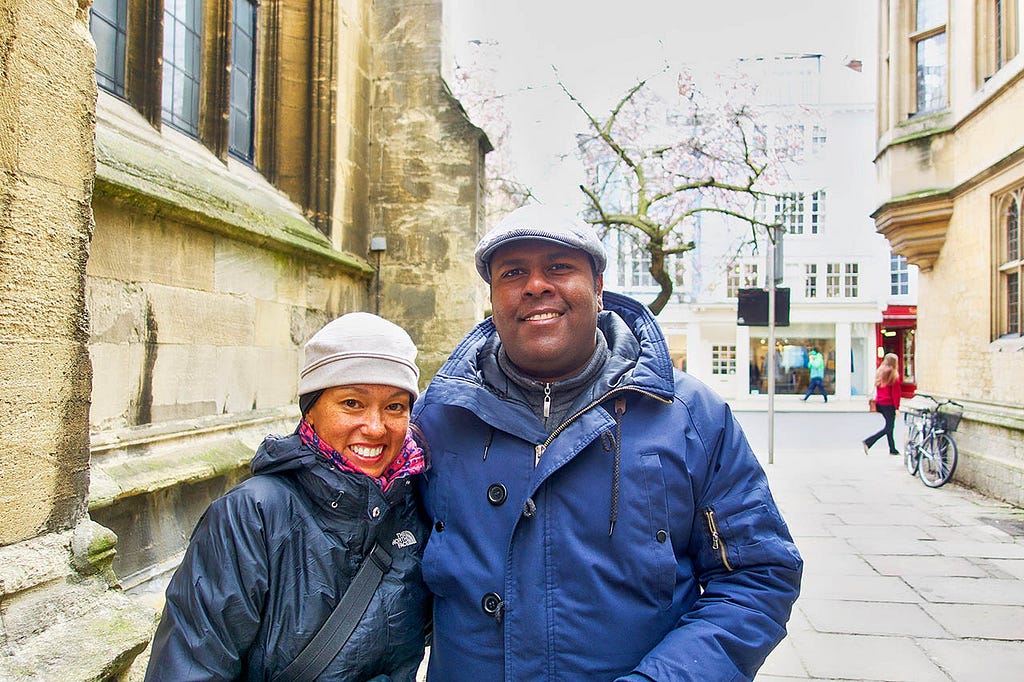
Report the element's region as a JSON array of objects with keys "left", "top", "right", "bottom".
[{"left": 523, "top": 311, "right": 563, "bottom": 322}]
